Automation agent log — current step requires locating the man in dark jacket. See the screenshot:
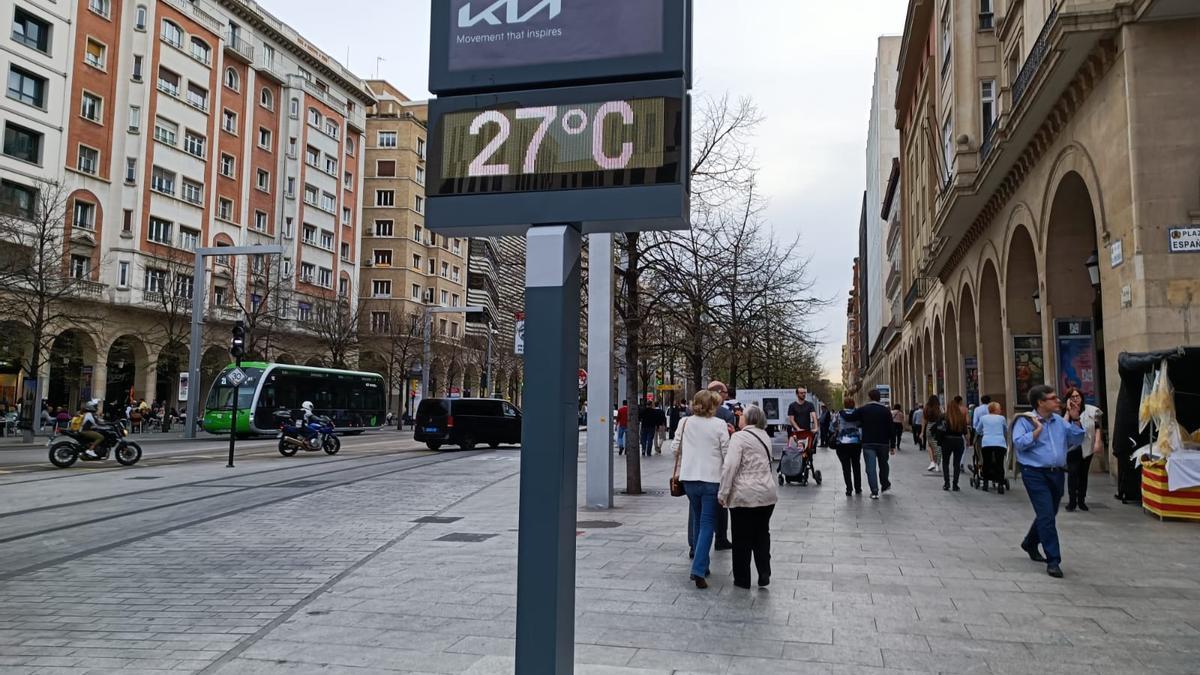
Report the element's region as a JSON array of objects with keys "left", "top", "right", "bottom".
[
  {"left": 848, "top": 388, "right": 895, "bottom": 498},
  {"left": 668, "top": 403, "right": 682, "bottom": 440}
]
